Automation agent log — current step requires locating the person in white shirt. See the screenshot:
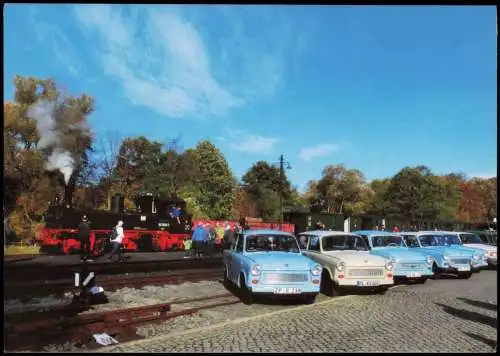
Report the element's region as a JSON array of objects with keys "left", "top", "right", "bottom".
[{"left": 107, "top": 220, "right": 125, "bottom": 262}]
